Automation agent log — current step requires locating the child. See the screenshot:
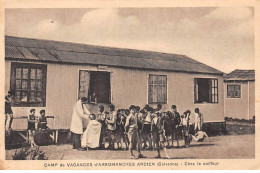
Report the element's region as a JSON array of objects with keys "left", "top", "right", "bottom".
[
  {"left": 155, "top": 104, "right": 162, "bottom": 113},
  {"left": 96, "top": 105, "right": 106, "bottom": 149},
  {"left": 5, "top": 90, "right": 15, "bottom": 130},
  {"left": 164, "top": 111, "right": 173, "bottom": 147},
  {"left": 115, "top": 109, "right": 127, "bottom": 149},
  {"left": 81, "top": 114, "right": 102, "bottom": 149},
  {"left": 151, "top": 112, "right": 170, "bottom": 159},
  {"left": 136, "top": 107, "right": 145, "bottom": 148},
  {"left": 38, "top": 110, "right": 48, "bottom": 130},
  {"left": 28, "top": 109, "right": 37, "bottom": 147},
  {"left": 181, "top": 110, "right": 191, "bottom": 147},
  {"left": 192, "top": 130, "right": 208, "bottom": 142},
  {"left": 171, "top": 105, "right": 181, "bottom": 147},
  {"left": 123, "top": 109, "right": 130, "bottom": 149},
  {"left": 89, "top": 92, "right": 97, "bottom": 104},
  {"left": 142, "top": 105, "right": 153, "bottom": 150},
  {"left": 194, "top": 108, "right": 203, "bottom": 133},
  {"left": 125, "top": 105, "right": 145, "bottom": 159},
  {"left": 106, "top": 104, "right": 117, "bottom": 150}
]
